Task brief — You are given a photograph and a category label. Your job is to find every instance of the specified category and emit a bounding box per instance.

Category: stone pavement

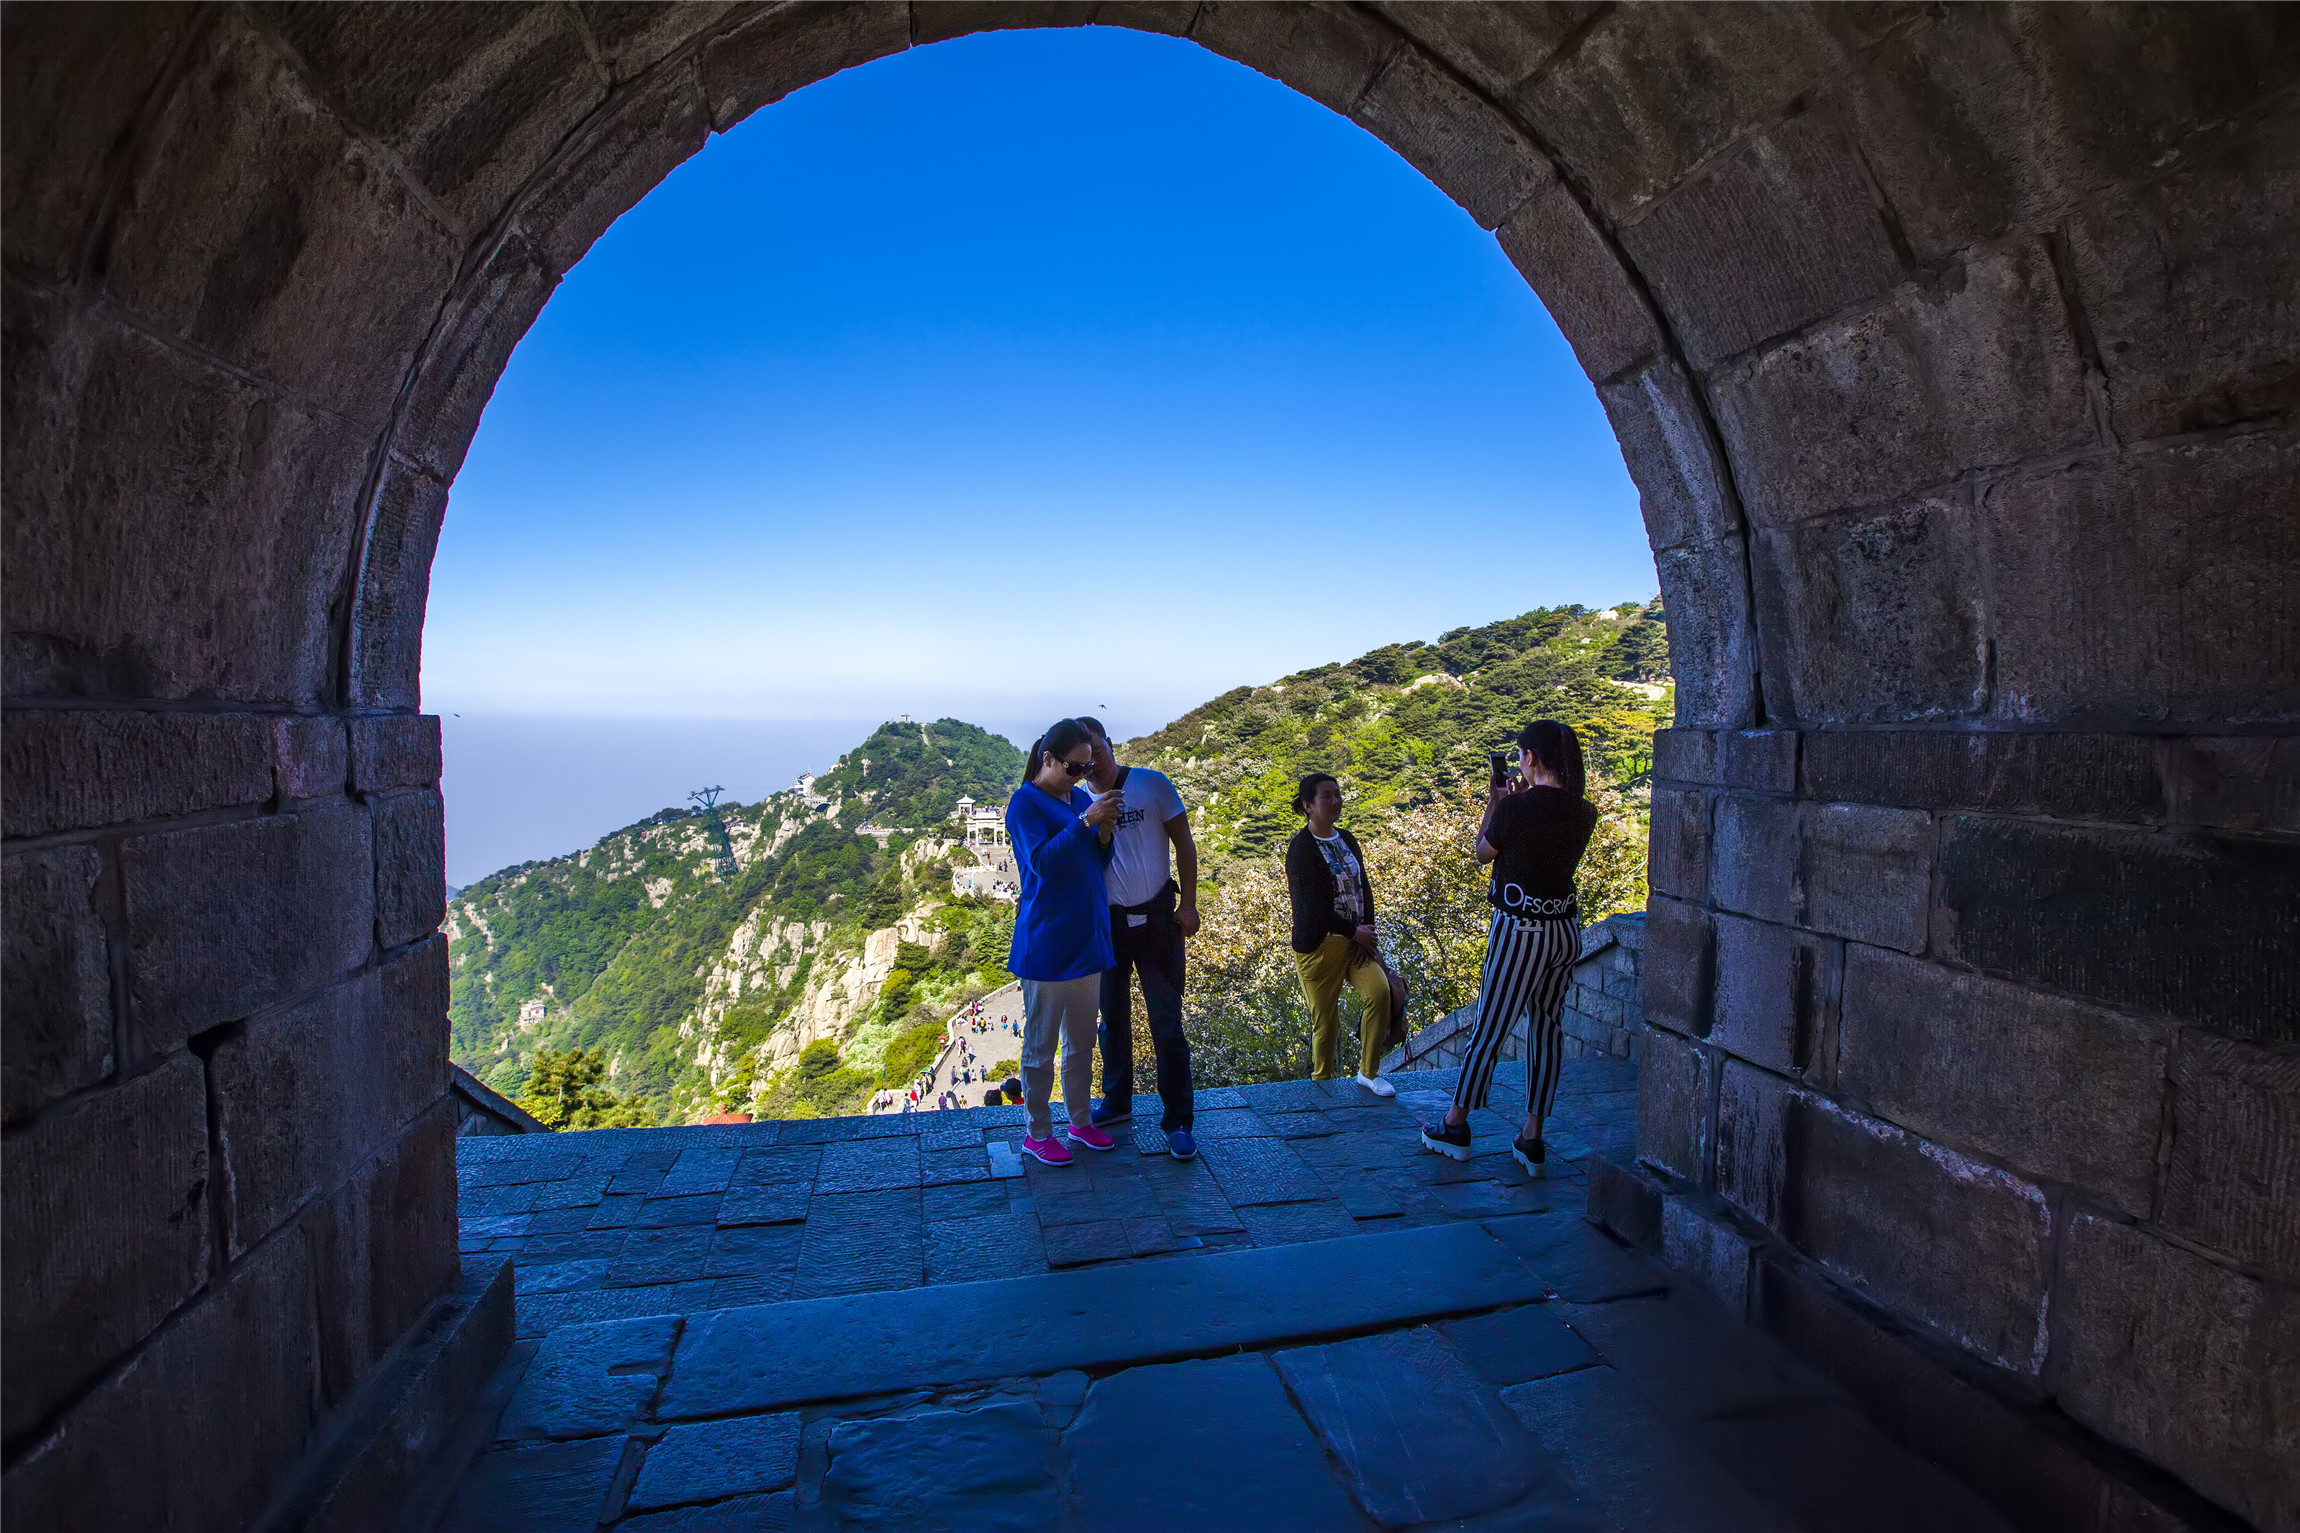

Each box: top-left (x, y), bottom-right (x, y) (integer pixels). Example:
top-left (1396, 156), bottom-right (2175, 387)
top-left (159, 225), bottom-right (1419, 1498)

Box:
top-left (416, 1057), bottom-right (2008, 1531)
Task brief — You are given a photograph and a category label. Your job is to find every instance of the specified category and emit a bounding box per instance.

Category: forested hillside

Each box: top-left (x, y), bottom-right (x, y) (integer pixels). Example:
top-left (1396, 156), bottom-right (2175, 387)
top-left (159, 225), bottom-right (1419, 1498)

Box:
top-left (445, 719), bottom-right (1022, 1121)
top-left (442, 603), bottom-right (1671, 1125)
top-left (1128, 599), bottom-right (1669, 865)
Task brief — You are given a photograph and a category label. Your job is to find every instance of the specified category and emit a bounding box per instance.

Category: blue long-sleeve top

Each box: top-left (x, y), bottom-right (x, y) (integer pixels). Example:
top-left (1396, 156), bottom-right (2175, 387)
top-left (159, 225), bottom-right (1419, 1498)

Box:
top-left (1005, 781), bottom-right (1114, 982)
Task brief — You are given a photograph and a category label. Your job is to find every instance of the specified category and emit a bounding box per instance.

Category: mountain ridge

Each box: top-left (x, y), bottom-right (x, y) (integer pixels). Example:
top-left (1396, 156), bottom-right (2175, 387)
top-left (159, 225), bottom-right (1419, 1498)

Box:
top-left (444, 601), bottom-right (1668, 1123)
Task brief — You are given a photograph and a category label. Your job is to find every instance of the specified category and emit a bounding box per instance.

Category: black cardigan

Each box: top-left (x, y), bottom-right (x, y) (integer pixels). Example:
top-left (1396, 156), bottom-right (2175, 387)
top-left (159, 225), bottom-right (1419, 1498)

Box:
top-left (1284, 826), bottom-right (1376, 955)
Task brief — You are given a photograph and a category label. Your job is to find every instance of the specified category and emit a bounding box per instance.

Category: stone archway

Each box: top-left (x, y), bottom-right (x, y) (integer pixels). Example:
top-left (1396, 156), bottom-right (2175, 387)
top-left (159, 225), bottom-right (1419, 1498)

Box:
top-left (4, 5), bottom-right (2294, 1528)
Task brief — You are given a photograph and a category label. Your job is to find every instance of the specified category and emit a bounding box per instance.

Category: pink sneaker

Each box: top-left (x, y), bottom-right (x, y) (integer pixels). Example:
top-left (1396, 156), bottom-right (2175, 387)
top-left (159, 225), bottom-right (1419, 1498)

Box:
top-left (1066, 1122), bottom-right (1116, 1152)
top-left (1021, 1134), bottom-right (1073, 1167)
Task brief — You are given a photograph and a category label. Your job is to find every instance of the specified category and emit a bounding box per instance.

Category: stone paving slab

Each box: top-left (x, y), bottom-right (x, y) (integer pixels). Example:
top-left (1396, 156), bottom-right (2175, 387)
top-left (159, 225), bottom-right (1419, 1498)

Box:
top-left (1274, 1326), bottom-right (1594, 1529)
top-left (626, 1411), bottom-right (801, 1514)
top-left (456, 1060), bottom-right (1642, 1366)
top-left (656, 1221), bottom-right (1550, 1417)
top-left (1063, 1354), bottom-right (1361, 1532)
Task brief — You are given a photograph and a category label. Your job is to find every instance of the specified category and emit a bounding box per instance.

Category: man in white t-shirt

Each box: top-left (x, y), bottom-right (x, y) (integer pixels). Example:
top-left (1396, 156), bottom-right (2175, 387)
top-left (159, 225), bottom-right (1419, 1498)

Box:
top-left (1076, 717), bottom-right (1201, 1159)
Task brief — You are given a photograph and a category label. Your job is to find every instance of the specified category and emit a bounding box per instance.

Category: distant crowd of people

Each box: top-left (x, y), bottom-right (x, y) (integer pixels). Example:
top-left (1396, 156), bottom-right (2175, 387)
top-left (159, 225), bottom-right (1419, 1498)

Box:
top-left (998, 714), bottom-right (1596, 1177)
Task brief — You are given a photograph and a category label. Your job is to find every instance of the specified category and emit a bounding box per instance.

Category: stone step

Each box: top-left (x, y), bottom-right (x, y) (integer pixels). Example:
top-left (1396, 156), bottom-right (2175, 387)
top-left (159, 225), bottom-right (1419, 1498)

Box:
top-left (427, 1211), bottom-right (2013, 1533)
top-left (657, 1218), bottom-right (1553, 1418)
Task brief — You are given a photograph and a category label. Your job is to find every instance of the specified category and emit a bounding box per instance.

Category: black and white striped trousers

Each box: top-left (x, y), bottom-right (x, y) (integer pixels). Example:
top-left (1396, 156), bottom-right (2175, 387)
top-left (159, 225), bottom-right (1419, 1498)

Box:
top-left (1453, 908), bottom-right (1581, 1122)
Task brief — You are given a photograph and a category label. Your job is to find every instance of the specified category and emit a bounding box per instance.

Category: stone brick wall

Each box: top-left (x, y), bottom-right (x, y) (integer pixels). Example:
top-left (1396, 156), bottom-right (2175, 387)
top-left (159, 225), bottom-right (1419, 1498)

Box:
top-left (1384, 913), bottom-right (1645, 1075)
top-left (6, 3), bottom-right (2294, 1527)
top-left (2, 713), bottom-right (461, 1529)
top-left (1633, 729), bottom-right (2299, 1531)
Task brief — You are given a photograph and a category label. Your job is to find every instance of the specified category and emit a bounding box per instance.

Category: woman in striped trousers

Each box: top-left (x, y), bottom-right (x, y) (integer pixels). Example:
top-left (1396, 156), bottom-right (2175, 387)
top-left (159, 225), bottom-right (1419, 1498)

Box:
top-left (1420, 721), bottom-right (1598, 1175)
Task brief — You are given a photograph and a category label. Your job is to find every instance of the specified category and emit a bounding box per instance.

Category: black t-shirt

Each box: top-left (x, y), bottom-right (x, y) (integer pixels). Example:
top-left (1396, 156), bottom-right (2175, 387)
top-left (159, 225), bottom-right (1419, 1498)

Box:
top-left (1485, 786), bottom-right (1598, 913)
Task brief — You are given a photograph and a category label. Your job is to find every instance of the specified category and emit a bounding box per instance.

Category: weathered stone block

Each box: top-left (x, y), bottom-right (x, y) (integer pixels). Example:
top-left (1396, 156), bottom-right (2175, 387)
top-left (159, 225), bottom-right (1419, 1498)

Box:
top-left (2162, 737), bottom-right (2300, 835)
top-left (1355, 46), bottom-right (1552, 229)
top-left (1, 1225), bottom-right (318, 1533)
top-left (1651, 728), bottom-right (1718, 786)
top-left (1508, 2), bottom-right (1857, 219)
top-left (1647, 786), bottom-right (1708, 901)
top-left (1750, 1254), bottom-right (2123, 1533)
top-left (1753, 497), bottom-right (1987, 725)
top-left (1713, 1058), bottom-right (1789, 1229)
top-left (1654, 534), bottom-right (1759, 729)
top-left (1799, 803), bottom-right (1932, 954)
top-left (522, 64), bottom-right (711, 278)
top-left (272, 714), bottom-right (348, 801)
top-left (310, 1098), bottom-right (462, 1408)
top-left (1782, 1094), bottom-right (2052, 1372)
top-left (349, 714), bottom-right (442, 793)
top-left (391, 232), bottom-right (557, 483)
top-left (212, 952), bottom-right (447, 1258)
top-left (1622, 105), bottom-right (1902, 370)
top-left (383, 933), bottom-right (453, 1120)
top-left (2071, 114), bottom-right (2300, 443)
top-left (121, 803), bottom-right (375, 1051)
top-left (1638, 896), bottom-right (1711, 1037)
top-left (374, 788), bottom-right (446, 950)
top-left (0, 3), bottom-right (196, 284)
top-left (1847, 4), bottom-right (2300, 265)
top-left (1710, 913), bottom-right (1837, 1080)
top-left (1710, 240), bottom-right (2088, 525)
top-left (1193, 2), bottom-right (1400, 117)
top-left (699, 1), bottom-right (910, 129)
top-left (1093, 2), bottom-right (1199, 38)
top-left (212, 969), bottom-right (378, 1253)
top-left (1, 1054), bottom-right (210, 1441)
top-left (1800, 729), bottom-right (2164, 822)
top-left (2054, 1213), bottom-right (2300, 1531)
top-left (3, 709), bottom-right (273, 838)
top-left (572, 2), bottom-right (735, 79)
top-left (2159, 1032), bottom-right (2300, 1281)
top-left (2, 305), bottom-right (370, 705)
top-left (1717, 730), bottom-right (1797, 793)
top-left (1661, 1197), bottom-right (1755, 1317)
top-left (347, 457), bottom-right (453, 711)
top-left (1938, 816), bottom-right (2299, 1044)
top-left (107, 12), bottom-right (459, 422)
top-left (1978, 429), bottom-right (2300, 728)
top-left (1597, 358), bottom-right (1743, 551)
top-left (1499, 180), bottom-right (1662, 384)
top-left (1636, 1025), bottom-right (1713, 1185)
top-left (2, 846), bottom-right (113, 1124)
top-left (1585, 1152), bottom-right (1664, 1251)
top-left (1372, 1), bottom-right (1596, 98)
top-left (260, 2), bottom-right (605, 229)
top-left (1710, 793), bottom-right (1797, 926)
top-left (1838, 947), bottom-right (2166, 1215)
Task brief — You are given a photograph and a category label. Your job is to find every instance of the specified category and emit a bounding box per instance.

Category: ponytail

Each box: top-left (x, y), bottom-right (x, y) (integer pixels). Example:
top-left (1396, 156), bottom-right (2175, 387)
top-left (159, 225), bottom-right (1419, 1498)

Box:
top-left (1518, 719), bottom-right (1586, 798)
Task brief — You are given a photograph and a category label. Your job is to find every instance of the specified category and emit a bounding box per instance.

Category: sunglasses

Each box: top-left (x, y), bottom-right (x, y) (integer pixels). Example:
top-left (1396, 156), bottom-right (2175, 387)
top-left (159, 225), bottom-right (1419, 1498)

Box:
top-left (1058, 758), bottom-right (1093, 776)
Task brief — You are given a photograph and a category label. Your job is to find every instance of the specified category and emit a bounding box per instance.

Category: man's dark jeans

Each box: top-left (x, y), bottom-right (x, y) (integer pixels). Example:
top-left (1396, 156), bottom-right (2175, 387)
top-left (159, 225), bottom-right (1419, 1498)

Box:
top-left (1098, 884), bottom-right (1192, 1132)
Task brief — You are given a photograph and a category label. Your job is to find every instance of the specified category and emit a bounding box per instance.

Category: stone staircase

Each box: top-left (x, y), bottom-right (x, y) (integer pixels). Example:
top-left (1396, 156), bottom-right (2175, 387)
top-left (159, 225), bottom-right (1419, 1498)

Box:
top-left (404, 1060), bottom-right (2010, 1531)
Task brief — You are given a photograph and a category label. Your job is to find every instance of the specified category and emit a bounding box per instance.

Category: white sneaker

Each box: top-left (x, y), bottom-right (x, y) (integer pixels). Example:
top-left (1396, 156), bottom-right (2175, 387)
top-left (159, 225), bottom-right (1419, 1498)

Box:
top-left (1356, 1073), bottom-right (1396, 1098)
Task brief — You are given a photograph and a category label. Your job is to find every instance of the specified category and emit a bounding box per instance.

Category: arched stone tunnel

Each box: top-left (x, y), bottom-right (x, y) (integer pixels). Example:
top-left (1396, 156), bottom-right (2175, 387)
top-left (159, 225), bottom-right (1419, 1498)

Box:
top-left (4, 3), bottom-right (2294, 1528)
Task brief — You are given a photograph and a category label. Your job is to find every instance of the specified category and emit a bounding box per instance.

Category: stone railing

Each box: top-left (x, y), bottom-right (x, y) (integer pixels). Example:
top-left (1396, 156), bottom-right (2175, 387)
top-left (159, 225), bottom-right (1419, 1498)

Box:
top-left (1382, 913), bottom-right (1645, 1074)
top-left (451, 1064), bottom-right (548, 1136)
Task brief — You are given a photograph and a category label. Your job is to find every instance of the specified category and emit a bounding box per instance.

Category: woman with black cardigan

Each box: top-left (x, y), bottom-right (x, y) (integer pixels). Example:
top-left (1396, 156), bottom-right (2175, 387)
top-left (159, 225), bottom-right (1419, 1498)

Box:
top-left (1284, 774), bottom-right (1405, 1094)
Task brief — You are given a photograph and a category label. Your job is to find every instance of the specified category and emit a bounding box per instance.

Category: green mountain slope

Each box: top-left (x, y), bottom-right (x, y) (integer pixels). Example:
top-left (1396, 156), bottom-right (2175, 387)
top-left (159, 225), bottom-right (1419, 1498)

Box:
top-left (446, 719), bottom-right (1022, 1118)
top-left (1125, 599), bottom-right (1670, 865)
top-left (443, 606), bottom-right (1670, 1124)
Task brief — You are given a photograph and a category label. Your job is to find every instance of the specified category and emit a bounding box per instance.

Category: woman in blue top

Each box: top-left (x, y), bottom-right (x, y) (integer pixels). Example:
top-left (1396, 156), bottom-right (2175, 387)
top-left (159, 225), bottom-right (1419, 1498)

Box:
top-left (1005, 718), bottom-right (1123, 1166)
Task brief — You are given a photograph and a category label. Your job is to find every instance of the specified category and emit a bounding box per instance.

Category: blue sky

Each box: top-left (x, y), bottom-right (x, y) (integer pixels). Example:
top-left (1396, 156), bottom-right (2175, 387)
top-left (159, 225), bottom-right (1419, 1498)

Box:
top-left (424, 25), bottom-right (1650, 883)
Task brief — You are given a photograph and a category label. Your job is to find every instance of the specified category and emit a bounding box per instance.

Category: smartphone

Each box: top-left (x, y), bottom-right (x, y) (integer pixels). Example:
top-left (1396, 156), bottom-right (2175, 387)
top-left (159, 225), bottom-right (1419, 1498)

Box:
top-left (1488, 750), bottom-right (1510, 780)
